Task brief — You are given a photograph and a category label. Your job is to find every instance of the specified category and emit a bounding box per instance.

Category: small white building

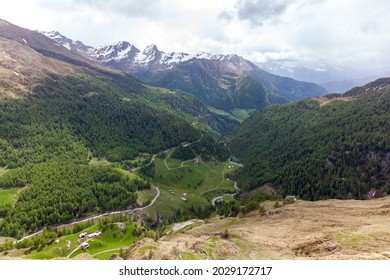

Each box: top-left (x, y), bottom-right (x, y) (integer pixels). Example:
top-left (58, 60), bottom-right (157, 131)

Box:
top-left (80, 242), bottom-right (89, 249)
top-left (78, 232), bottom-right (88, 239)
top-left (285, 195), bottom-right (297, 201)
top-left (182, 193), bottom-right (188, 197)
top-left (181, 197), bottom-right (188, 202)
top-left (87, 231), bottom-right (101, 238)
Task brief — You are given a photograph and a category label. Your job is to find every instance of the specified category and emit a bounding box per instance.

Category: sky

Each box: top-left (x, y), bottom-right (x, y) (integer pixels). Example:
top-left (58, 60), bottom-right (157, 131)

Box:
top-left (1, 0), bottom-right (390, 77)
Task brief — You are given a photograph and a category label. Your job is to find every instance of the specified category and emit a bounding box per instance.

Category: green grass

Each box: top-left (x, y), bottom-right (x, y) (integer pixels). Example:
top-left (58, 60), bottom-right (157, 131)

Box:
top-left (137, 188), bottom-right (157, 206)
top-left (207, 107), bottom-right (255, 123)
top-left (118, 168), bottom-right (142, 181)
top-left (207, 107), bottom-right (242, 123)
top-left (0, 188), bottom-right (18, 206)
top-left (335, 233), bottom-right (371, 246)
top-left (92, 250), bottom-right (121, 260)
top-left (89, 157), bottom-right (111, 165)
top-left (182, 251), bottom-right (206, 260)
top-left (26, 223), bottom-right (138, 260)
top-left (222, 195), bottom-right (236, 203)
top-left (230, 108), bottom-right (255, 122)
top-left (138, 245), bottom-right (157, 253)
top-left (147, 157), bottom-right (239, 218)
top-left (201, 180), bottom-right (237, 201)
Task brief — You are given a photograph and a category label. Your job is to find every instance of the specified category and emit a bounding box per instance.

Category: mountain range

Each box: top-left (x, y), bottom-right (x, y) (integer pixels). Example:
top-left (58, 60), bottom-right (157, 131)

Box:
top-left (41, 31), bottom-right (327, 113)
top-left (259, 61), bottom-right (390, 93)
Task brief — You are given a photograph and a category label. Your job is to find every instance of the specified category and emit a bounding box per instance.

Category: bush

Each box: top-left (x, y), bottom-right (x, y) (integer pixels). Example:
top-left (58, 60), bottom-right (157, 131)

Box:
top-left (259, 205), bottom-right (266, 216)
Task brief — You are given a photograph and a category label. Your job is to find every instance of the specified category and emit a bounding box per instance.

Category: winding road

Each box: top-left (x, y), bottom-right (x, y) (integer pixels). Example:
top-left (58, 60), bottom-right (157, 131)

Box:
top-left (17, 136), bottom-right (237, 243)
top-left (211, 179), bottom-right (240, 207)
top-left (17, 186), bottom-right (160, 243)
top-left (228, 157), bottom-right (243, 167)
top-left (163, 134), bottom-right (204, 171)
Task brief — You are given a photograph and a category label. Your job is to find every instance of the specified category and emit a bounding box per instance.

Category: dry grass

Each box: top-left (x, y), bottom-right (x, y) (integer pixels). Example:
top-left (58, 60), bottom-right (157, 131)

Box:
top-left (0, 37), bottom-right (79, 98)
top-left (125, 197), bottom-right (390, 260)
top-left (314, 96), bottom-right (352, 107)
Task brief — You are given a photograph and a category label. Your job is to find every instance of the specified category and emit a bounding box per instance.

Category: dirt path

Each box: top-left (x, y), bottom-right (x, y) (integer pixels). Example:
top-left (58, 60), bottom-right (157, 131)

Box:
top-left (163, 134), bottom-right (204, 171)
top-left (66, 246), bottom-right (80, 258)
top-left (164, 150), bottom-right (196, 171)
top-left (91, 247), bottom-right (123, 257)
top-left (172, 221), bottom-right (196, 232)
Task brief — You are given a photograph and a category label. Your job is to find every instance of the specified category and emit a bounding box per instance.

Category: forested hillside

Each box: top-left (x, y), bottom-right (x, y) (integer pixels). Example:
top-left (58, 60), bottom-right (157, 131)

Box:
top-left (228, 81), bottom-right (390, 200)
top-left (0, 20), bottom-right (231, 238)
top-left (137, 63), bottom-right (288, 112)
top-left (0, 163), bottom-right (150, 238)
top-left (0, 73), bottom-right (202, 166)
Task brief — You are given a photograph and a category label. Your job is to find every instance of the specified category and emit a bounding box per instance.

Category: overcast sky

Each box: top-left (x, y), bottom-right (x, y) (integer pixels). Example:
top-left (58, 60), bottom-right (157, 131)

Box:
top-left (1, 0), bottom-right (390, 75)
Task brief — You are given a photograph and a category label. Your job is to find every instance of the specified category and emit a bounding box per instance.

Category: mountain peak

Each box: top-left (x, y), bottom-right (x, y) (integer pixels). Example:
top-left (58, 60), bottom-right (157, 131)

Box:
top-left (144, 44), bottom-right (159, 54)
top-left (344, 77), bottom-right (390, 97)
top-left (91, 41), bottom-right (138, 62)
top-left (41, 30), bottom-right (63, 39)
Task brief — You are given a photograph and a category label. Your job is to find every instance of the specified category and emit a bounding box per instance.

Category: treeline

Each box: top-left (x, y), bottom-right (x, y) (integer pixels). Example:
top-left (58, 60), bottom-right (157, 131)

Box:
top-left (33, 74), bottom-right (202, 160)
top-left (0, 120), bottom-right (88, 168)
top-left (228, 90), bottom-right (390, 200)
top-left (0, 73), bottom-right (204, 169)
top-left (0, 162), bottom-right (150, 238)
top-left (166, 134), bottom-right (230, 163)
top-left (216, 193), bottom-right (276, 217)
top-left (138, 87), bottom-right (239, 136)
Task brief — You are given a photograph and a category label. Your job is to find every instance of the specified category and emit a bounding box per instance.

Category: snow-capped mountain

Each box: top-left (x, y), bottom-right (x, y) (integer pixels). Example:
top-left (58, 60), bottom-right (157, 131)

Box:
top-left (41, 30), bottom-right (251, 72)
top-left (38, 32), bottom-right (269, 78)
top-left (41, 31), bottom-right (327, 110)
top-left (40, 31), bottom-right (94, 55)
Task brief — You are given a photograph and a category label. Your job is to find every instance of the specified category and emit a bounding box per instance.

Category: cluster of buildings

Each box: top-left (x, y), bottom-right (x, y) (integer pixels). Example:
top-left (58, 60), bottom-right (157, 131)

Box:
top-left (78, 230), bottom-right (102, 250)
top-left (168, 189), bottom-right (188, 202)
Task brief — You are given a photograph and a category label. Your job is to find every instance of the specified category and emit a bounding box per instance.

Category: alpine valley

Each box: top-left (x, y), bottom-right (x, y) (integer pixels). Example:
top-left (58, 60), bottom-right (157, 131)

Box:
top-left (41, 30), bottom-right (326, 118)
top-left (0, 19), bottom-right (389, 260)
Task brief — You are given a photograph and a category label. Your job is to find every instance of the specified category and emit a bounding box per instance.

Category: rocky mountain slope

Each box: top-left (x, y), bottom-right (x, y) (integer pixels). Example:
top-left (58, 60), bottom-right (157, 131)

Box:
top-left (123, 197), bottom-right (390, 260)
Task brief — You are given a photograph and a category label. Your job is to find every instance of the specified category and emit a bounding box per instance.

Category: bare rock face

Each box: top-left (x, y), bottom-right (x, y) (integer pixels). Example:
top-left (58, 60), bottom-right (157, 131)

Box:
top-left (324, 243), bottom-right (337, 252)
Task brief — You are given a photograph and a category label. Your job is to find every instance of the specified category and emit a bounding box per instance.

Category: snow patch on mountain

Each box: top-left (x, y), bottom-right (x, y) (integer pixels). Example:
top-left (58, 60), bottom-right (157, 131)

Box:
top-left (39, 31), bottom-right (273, 81)
top-left (41, 30), bottom-right (248, 70)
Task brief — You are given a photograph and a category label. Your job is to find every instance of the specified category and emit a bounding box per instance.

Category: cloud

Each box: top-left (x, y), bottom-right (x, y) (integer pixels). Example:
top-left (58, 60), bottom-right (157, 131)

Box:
top-left (250, 51), bottom-right (300, 63)
top-left (33, 0), bottom-right (160, 18)
top-left (1, 0), bottom-right (390, 77)
top-left (73, 0), bottom-right (162, 19)
top-left (236, 0), bottom-right (288, 26)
